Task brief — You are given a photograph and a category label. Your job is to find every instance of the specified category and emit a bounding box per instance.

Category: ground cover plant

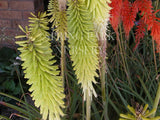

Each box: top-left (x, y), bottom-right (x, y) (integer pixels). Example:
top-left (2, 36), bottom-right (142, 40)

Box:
top-left (1, 0), bottom-right (160, 120)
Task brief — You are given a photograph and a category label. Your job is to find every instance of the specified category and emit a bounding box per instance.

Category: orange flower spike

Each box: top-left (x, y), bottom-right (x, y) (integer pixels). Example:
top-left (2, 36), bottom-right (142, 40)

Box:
top-left (151, 21), bottom-right (160, 52)
top-left (109, 0), bottom-right (122, 38)
top-left (135, 0), bottom-right (153, 30)
top-left (121, 0), bottom-right (137, 39)
top-left (135, 0), bottom-right (153, 16)
top-left (133, 20), bottom-right (146, 51)
top-left (133, 0), bottom-right (160, 52)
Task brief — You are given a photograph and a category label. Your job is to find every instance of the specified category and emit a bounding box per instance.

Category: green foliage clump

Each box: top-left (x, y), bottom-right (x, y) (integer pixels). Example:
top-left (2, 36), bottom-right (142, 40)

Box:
top-left (120, 104), bottom-right (160, 120)
top-left (0, 47), bottom-right (22, 101)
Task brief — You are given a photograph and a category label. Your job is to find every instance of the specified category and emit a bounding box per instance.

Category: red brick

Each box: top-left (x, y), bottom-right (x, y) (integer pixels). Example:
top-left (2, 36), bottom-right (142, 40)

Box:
top-left (0, 20), bottom-right (11, 28)
top-left (0, 1), bottom-right (8, 9)
top-left (9, 1), bottom-right (34, 10)
top-left (0, 10), bottom-right (22, 19)
top-left (0, 28), bottom-right (23, 37)
top-left (22, 11), bottom-right (34, 20)
top-left (34, 0), bottom-right (44, 12)
top-left (11, 20), bottom-right (29, 29)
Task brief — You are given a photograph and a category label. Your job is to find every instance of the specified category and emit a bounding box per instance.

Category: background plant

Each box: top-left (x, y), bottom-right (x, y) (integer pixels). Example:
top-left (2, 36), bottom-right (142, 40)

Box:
top-left (0, 0), bottom-right (160, 120)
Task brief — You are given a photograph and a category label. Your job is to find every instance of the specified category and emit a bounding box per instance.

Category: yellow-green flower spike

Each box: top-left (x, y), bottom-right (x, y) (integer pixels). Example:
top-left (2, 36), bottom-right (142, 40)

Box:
top-left (48, 0), bottom-right (67, 41)
top-left (16, 12), bottom-right (65, 120)
top-left (85, 0), bottom-right (111, 38)
top-left (48, 0), bottom-right (59, 26)
top-left (67, 0), bottom-right (99, 100)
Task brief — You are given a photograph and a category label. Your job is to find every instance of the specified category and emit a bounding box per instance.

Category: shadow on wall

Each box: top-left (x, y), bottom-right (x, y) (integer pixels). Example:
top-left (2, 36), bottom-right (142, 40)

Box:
top-left (44, 0), bottom-right (49, 11)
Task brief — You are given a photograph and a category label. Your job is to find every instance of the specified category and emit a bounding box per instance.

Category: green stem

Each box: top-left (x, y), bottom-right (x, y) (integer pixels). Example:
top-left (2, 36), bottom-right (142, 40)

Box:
top-left (152, 83), bottom-right (160, 117)
top-left (59, 0), bottom-right (67, 86)
top-left (99, 33), bottom-right (108, 120)
top-left (118, 25), bottom-right (131, 86)
top-left (151, 3), bottom-right (159, 116)
top-left (152, 38), bottom-right (158, 74)
top-left (86, 91), bottom-right (91, 120)
top-left (137, 76), bottom-right (153, 104)
top-left (61, 38), bottom-right (65, 85)
top-left (155, 0), bottom-right (159, 10)
top-left (101, 42), bottom-right (108, 120)
top-left (154, 0), bottom-right (159, 73)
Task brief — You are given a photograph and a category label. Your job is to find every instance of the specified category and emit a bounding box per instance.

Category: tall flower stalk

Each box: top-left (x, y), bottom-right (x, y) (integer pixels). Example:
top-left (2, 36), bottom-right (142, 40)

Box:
top-left (67, 0), bottom-right (99, 119)
top-left (85, 0), bottom-right (111, 119)
top-left (152, 83), bottom-right (160, 117)
top-left (48, 0), bottom-right (67, 84)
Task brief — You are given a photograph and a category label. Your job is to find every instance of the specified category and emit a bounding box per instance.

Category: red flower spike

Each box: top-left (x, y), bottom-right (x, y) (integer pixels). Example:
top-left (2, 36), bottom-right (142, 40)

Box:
top-left (121, 0), bottom-right (137, 39)
top-left (132, 1), bottom-right (139, 19)
top-left (135, 0), bottom-right (153, 15)
top-left (151, 21), bottom-right (160, 52)
top-left (133, 20), bottom-right (146, 51)
top-left (135, 0), bottom-right (153, 30)
top-left (110, 0), bottom-right (160, 53)
top-left (133, 0), bottom-right (160, 53)
top-left (109, 0), bottom-right (123, 39)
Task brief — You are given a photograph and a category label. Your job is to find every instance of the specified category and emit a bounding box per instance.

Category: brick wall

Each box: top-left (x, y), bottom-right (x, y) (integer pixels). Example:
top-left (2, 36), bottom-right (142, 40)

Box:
top-left (0, 0), bottom-right (44, 48)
